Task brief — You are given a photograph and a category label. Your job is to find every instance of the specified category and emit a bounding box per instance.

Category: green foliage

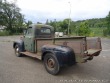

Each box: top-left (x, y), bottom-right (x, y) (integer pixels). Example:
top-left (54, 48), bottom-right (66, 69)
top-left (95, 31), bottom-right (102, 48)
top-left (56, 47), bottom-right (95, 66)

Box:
top-left (103, 28), bottom-right (110, 36)
top-left (106, 12), bottom-right (110, 28)
top-left (25, 20), bottom-right (33, 27)
top-left (89, 32), bottom-right (95, 37)
top-left (48, 18), bottom-right (107, 37)
top-left (104, 11), bottom-right (110, 36)
top-left (90, 28), bottom-right (104, 37)
top-left (0, 0), bottom-right (24, 34)
top-left (74, 18), bottom-right (107, 28)
top-left (60, 19), bottom-right (69, 31)
top-left (77, 21), bottom-right (91, 36)
top-left (48, 19), bottom-right (75, 35)
top-left (0, 30), bottom-right (10, 36)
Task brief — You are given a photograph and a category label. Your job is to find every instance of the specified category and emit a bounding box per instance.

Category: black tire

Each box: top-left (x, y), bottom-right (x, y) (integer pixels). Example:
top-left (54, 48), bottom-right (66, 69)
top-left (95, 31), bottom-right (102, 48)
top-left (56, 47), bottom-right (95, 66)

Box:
top-left (15, 44), bottom-right (22, 57)
top-left (43, 53), bottom-right (60, 75)
top-left (88, 56), bottom-right (93, 60)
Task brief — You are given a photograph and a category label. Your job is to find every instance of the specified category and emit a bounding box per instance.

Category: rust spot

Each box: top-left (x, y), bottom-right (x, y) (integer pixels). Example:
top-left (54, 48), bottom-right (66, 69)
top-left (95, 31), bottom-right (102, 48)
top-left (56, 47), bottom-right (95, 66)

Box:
top-left (63, 41), bottom-right (68, 46)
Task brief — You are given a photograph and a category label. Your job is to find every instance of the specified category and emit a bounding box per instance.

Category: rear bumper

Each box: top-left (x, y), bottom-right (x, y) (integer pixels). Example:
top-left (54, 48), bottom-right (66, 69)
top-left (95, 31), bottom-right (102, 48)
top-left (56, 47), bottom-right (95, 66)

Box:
top-left (85, 49), bottom-right (101, 56)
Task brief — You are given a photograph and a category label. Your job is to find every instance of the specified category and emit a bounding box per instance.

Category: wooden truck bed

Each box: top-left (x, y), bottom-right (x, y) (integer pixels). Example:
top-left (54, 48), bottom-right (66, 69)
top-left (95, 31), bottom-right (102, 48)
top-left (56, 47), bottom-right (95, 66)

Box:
top-left (34, 36), bottom-right (101, 63)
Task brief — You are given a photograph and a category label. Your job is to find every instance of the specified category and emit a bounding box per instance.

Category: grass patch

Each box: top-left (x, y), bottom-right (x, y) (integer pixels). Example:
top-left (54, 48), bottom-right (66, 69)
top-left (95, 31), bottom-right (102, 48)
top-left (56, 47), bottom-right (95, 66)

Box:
top-left (0, 30), bottom-right (22, 36)
top-left (0, 31), bottom-right (10, 36)
top-left (90, 28), bottom-right (104, 37)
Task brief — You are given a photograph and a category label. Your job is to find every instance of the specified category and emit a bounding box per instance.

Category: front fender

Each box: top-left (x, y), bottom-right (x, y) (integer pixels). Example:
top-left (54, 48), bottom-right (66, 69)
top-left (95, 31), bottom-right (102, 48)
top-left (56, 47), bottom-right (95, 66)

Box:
top-left (13, 40), bottom-right (25, 52)
top-left (42, 45), bottom-right (76, 66)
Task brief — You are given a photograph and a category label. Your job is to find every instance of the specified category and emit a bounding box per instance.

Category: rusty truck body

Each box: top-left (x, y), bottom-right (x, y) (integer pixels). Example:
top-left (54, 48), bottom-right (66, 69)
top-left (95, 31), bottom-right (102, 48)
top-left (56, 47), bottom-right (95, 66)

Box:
top-left (13, 24), bottom-right (102, 75)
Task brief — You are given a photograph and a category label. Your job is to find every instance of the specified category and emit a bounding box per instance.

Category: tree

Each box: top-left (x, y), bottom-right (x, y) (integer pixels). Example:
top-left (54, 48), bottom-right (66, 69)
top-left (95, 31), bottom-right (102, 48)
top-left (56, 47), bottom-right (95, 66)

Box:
top-left (69, 21), bottom-right (76, 34)
top-left (0, 0), bottom-right (3, 25)
top-left (60, 19), bottom-right (70, 31)
top-left (49, 20), bottom-right (56, 29)
top-left (45, 19), bottom-right (49, 24)
top-left (104, 11), bottom-right (110, 36)
top-left (0, 0), bottom-right (24, 33)
top-left (78, 21), bottom-right (91, 36)
top-left (26, 20), bottom-right (33, 27)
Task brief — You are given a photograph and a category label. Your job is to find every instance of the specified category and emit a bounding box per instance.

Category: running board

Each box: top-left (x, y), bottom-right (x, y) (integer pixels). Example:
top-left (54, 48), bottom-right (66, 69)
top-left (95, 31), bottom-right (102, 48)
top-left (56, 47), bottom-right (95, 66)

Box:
top-left (21, 51), bottom-right (42, 60)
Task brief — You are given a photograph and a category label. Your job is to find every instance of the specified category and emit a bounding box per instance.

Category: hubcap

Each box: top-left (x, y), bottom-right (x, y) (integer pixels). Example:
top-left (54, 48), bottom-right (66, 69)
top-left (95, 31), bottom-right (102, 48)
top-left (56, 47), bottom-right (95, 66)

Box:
top-left (15, 47), bottom-right (19, 56)
top-left (47, 58), bottom-right (55, 68)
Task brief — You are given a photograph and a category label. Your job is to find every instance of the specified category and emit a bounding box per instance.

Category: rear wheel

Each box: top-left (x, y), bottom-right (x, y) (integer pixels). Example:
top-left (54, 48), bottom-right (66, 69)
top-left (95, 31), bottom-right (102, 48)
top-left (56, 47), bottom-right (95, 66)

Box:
top-left (15, 45), bottom-right (22, 57)
top-left (43, 53), bottom-right (60, 75)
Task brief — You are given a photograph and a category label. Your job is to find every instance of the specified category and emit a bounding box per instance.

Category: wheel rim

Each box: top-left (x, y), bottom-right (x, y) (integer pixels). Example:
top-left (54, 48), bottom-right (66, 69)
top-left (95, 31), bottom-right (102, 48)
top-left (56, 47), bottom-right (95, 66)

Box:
top-left (44, 54), bottom-right (60, 75)
top-left (47, 58), bottom-right (55, 69)
top-left (15, 47), bottom-right (19, 56)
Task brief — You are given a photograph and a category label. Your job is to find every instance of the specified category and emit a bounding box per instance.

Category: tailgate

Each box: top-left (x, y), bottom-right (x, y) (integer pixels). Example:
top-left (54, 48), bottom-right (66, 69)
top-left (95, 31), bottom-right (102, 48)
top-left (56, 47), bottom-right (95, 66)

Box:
top-left (86, 37), bottom-right (102, 56)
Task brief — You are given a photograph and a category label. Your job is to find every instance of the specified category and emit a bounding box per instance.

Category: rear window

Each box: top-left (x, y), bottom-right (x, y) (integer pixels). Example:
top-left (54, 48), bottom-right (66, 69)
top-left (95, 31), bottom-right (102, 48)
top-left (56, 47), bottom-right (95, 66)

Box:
top-left (40, 28), bottom-right (51, 34)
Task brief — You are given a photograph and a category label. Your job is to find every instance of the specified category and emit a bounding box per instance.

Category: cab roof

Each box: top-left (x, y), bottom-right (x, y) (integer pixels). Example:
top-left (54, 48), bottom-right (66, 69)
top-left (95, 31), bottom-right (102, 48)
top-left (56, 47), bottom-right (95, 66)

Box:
top-left (29, 24), bottom-right (54, 29)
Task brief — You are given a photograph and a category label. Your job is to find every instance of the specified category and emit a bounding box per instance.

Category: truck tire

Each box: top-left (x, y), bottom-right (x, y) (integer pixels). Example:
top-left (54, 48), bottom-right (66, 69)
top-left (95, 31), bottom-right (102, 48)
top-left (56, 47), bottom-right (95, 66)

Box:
top-left (43, 53), bottom-right (60, 75)
top-left (15, 45), bottom-right (22, 57)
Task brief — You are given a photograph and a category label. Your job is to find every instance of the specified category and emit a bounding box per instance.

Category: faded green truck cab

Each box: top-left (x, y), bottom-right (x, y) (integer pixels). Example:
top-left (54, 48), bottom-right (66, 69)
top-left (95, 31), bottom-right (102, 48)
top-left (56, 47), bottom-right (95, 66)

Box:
top-left (13, 24), bottom-right (102, 75)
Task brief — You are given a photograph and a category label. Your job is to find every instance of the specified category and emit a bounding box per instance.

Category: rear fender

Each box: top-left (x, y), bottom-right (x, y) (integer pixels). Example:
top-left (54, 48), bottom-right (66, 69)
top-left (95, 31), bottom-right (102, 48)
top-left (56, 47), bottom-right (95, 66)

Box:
top-left (41, 45), bottom-right (76, 66)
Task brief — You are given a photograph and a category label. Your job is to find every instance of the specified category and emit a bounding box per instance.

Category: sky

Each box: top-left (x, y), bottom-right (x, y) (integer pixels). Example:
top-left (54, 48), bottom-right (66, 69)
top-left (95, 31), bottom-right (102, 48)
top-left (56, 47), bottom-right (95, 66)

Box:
top-left (8, 0), bottom-right (110, 23)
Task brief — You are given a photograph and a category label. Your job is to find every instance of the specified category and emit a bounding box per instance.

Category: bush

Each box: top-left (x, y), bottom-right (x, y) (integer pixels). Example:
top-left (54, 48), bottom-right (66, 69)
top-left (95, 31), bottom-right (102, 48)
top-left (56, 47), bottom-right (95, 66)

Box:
top-left (77, 21), bottom-right (91, 36)
top-left (103, 28), bottom-right (110, 36)
top-left (89, 32), bottom-right (95, 37)
top-left (0, 30), bottom-right (10, 36)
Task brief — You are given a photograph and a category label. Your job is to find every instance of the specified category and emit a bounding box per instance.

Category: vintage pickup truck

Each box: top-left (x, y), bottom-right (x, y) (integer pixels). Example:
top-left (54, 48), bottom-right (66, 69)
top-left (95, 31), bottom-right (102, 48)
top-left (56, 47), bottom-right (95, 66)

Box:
top-left (13, 24), bottom-right (102, 75)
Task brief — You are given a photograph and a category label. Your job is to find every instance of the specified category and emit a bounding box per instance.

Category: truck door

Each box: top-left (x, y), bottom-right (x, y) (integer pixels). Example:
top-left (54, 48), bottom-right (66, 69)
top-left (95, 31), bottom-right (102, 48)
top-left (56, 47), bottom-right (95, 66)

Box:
top-left (24, 27), bottom-right (35, 52)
